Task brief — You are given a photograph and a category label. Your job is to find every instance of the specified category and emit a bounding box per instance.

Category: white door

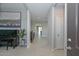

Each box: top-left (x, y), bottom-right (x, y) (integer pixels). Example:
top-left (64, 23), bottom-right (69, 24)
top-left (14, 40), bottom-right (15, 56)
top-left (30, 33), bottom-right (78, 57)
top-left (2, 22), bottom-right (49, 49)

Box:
top-left (55, 9), bottom-right (64, 49)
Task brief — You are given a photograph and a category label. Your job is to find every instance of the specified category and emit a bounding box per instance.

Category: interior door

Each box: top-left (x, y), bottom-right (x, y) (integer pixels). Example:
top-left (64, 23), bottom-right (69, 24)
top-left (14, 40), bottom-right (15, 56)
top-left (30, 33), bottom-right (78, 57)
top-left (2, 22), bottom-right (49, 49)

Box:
top-left (55, 8), bottom-right (64, 49)
top-left (67, 3), bottom-right (79, 56)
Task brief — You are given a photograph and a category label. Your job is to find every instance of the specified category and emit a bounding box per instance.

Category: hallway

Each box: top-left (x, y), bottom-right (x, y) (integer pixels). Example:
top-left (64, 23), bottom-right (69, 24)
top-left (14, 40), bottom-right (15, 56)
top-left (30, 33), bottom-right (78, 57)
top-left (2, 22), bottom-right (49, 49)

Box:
top-left (0, 3), bottom-right (65, 56)
top-left (0, 37), bottom-right (64, 56)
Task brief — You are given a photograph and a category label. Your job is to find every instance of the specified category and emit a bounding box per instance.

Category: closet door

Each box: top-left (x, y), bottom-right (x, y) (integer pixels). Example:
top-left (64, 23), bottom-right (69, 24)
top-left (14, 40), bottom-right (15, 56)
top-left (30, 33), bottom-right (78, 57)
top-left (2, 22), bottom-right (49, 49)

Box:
top-left (55, 8), bottom-right (64, 49)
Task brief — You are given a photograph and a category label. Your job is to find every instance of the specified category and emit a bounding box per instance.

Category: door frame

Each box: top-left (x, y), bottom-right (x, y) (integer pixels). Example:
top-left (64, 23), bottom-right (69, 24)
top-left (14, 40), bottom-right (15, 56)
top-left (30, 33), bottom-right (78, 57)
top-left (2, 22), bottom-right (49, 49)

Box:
top-left (53, 3), bottom-right (67, 56)
top-left (54, 4), bottom-right (66, 51)
top-left (64, 3), bottom-right (67, 56)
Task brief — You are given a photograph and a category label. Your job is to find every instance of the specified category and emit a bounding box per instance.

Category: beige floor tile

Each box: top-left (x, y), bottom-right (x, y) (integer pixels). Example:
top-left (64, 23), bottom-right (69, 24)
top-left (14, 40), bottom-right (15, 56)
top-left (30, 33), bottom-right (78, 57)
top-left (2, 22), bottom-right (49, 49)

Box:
top-left (0, 37), bottom-right (65, 56)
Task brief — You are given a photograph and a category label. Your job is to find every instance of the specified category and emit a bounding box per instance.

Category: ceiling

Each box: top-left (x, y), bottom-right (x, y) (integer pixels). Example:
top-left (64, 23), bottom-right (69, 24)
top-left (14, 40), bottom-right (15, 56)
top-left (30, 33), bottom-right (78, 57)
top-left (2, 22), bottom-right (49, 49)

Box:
top-left (26, 3), bottom-right (53, 21)
top-left (55, 3), bottom-right (65, 8)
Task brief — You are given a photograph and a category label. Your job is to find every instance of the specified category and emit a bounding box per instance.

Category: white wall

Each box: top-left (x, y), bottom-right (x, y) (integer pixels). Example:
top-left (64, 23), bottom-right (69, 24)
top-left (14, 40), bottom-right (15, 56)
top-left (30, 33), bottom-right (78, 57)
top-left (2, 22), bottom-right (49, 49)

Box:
top-left (48, 6), bottom-right (55, 49)
top-left (42, 24), bottom-right (48, 37)
top-left (54, 7), bottom-right (64, 49)
top-left (0, 3), bottom-right (27, 29)
top-left (0, 3), bottom-right (28, 46)
top-left (48, 5), bottom-right (64, 50)
top-left (0, 12), bottom-right (20, 20)
top-left (26, 9), bottom-right (31, 48)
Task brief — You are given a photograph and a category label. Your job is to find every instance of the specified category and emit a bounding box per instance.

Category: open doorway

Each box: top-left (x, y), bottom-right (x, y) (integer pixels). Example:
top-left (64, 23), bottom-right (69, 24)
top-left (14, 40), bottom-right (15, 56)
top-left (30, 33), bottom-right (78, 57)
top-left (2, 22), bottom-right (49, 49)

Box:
top-left (36, 26), bottom-right (43, 38)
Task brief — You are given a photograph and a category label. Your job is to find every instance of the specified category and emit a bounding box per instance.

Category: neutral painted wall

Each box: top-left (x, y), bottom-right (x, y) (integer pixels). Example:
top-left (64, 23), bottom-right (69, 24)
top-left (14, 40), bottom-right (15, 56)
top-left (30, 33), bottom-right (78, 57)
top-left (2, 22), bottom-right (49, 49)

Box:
top-left (48, 6), bottom-right (55, 49)
top-left (0, 12), bottom-right (20, 20)
top-left (0, 3), bottom-right (27, 29)
top-left (48, 5), bottom-right (64, 49)
top-left (54, 7), bottom-right (64, 49)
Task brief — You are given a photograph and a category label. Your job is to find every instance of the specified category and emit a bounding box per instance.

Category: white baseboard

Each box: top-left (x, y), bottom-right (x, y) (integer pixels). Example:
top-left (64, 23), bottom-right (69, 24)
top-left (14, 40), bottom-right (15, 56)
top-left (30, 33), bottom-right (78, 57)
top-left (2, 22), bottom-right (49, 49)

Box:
top-left (26, 43), bottom-right (31, 48)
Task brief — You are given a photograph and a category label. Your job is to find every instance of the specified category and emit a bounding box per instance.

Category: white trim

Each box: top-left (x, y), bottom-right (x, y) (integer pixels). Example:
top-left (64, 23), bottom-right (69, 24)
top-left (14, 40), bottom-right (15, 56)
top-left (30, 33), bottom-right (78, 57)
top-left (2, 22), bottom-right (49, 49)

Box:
top-left (64, 3), bottom-right (67, 56)
top-left (53, 5), bottom-right (55, 49)
top-left (51, 6), bottom-right (55, 49)
top-left (26, 9), bottom-right (31, 48)
top-left (26, 43), bottom-right (31, 48)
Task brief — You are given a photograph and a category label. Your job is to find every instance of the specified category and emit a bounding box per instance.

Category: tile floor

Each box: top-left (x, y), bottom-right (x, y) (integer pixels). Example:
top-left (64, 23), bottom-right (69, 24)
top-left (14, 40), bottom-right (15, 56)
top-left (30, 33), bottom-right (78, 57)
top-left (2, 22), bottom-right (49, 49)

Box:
top-left (0, 37), bottom-right (65, 56)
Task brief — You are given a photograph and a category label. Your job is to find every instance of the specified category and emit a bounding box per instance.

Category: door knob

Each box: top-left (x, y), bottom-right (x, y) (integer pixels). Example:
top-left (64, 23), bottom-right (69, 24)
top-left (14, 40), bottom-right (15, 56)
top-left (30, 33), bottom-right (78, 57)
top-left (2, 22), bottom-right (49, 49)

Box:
top-left (68, 38), bottom-right (71, 42)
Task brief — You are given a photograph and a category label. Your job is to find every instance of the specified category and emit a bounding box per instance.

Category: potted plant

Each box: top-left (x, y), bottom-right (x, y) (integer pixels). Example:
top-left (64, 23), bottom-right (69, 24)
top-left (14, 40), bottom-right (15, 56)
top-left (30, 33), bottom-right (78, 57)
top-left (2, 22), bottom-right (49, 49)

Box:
top-left (18, 29), bottom-right (26, 46)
